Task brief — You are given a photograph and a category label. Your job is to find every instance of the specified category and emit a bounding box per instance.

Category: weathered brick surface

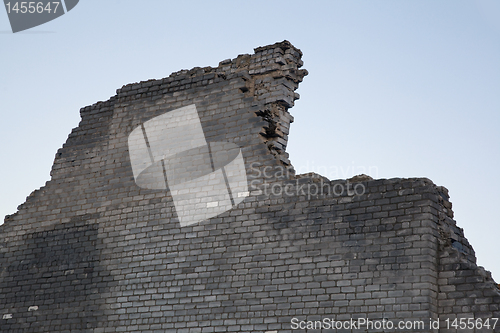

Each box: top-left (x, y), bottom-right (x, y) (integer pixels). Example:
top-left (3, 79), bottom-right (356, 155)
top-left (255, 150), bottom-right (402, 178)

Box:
top-left (0, 41), bottom-right (498, 332)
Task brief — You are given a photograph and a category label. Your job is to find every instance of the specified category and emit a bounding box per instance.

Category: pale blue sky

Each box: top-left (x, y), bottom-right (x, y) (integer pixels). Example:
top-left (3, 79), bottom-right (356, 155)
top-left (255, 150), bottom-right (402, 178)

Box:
top-left (1, 0), bottom-right (499, 280)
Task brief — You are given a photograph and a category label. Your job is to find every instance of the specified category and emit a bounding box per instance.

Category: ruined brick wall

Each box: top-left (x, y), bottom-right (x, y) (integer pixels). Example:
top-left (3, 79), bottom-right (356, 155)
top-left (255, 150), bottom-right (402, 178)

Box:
top-left (0, 41), bottom-right (498, 333)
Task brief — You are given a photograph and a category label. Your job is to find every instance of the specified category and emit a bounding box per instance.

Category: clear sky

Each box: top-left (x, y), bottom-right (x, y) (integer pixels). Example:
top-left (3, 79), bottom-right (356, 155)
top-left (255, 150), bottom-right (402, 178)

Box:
top-left (1, 0), bottom-right (499, 280)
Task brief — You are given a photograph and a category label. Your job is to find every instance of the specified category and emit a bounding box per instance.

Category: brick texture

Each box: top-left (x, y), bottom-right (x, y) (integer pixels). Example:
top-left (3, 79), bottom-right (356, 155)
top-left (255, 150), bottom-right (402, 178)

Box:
top-left (0, 41), bottom-right (498, 333)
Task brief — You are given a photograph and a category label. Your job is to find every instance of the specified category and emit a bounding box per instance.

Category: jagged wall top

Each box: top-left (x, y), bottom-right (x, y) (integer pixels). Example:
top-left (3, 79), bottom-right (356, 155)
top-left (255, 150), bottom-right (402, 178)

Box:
top-left (79, 40), bottom-right (307, 117)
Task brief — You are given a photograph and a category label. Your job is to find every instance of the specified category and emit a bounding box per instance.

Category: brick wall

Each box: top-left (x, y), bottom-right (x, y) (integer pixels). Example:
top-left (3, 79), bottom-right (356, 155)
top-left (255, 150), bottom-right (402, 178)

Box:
top-left (0, 41), bottom-right (498, 333)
